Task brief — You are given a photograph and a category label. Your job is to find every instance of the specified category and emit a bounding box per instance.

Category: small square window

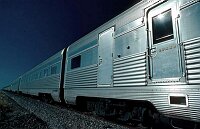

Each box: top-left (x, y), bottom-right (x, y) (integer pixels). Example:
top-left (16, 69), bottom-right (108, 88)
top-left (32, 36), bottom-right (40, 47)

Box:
top-left (39, 71), bottom-right (43, 78)
top-left (51, 66), bottom-right (57, 75)
top-left (44, 68), bottom-right (49, 76)
top-left (152, 9), bottom-right (174, 44)
top-left (71, 55), bottom-right (81, 69)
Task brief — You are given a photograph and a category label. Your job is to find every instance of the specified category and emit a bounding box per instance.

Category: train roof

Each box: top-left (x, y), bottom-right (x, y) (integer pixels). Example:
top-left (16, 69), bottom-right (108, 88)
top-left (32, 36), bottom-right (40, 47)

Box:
top-left (19, 48), bottom-right (65, 77)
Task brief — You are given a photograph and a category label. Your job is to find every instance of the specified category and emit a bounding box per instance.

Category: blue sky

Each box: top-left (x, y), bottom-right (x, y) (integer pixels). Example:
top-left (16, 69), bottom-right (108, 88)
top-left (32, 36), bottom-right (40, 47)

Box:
top-left (0, 0), bottom-right (140, 88)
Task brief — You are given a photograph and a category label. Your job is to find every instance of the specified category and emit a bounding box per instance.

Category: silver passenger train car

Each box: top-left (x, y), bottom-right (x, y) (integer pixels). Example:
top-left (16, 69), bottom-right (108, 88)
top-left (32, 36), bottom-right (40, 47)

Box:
top-left (3, 0), bottom-right (200, 127)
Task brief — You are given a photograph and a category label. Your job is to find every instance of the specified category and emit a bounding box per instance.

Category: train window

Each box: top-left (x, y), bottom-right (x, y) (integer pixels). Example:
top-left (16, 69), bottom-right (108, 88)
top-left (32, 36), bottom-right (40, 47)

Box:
top-left (71, 55), bottom-right (81, 69)
top-left (39, 71), bottom-right (43, 78)
top-left (44, 68), bottom-right (49, 76)
top-left (51, 65), bottom-right (57, 75)
top-left (33, 74), bottom-right (36, 80)
top-left (152, 9), bottom-right (174, 44)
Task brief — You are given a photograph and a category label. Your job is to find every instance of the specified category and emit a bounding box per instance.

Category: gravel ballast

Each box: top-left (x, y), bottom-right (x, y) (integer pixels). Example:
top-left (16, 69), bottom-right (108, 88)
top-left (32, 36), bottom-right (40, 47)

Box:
top-left (0, 91), bottom-right (49, 129)
top-left (4, 92), bottom-right (135, 129)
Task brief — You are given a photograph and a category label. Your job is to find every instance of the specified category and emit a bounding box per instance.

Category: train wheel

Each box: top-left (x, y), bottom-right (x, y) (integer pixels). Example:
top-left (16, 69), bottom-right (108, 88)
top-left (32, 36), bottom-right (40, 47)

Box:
top-left (141, 108), bottom-right (154, 128)
top-left (39, 93), bottom-right (54, 104)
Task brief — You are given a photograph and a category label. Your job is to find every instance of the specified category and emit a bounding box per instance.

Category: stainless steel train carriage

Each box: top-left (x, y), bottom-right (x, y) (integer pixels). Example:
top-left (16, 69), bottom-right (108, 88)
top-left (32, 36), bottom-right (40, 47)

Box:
top-left (10, 78), bottom-right (21, 92)
top-left (4, 0), bottom-right (200, 128)
top-left (63, 0), bottom-right (200, 127)
top-left (18, 49), bottom-right (66, 102)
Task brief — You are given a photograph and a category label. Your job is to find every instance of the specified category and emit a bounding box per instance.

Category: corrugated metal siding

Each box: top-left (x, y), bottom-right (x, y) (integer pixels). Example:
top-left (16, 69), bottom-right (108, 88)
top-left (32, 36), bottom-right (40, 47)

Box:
top-left (184, 38), bottom-right (200, 84)
top-left (65, 65), bottom-right (98, 88)
top-left (11, 78), bottom-right (21, 92)
top-left (20, 74), bottom-right (60, 93)
top-left (188, 92), bottom-right (200, 121)
top-left (113, 52), bottom-right (147, 87)
top-left (28, 75), bottom-right (60, 89)
top-left (150, 89), bottom-right (200, 122)
top-left (65, 85), bottom-right (200, 121)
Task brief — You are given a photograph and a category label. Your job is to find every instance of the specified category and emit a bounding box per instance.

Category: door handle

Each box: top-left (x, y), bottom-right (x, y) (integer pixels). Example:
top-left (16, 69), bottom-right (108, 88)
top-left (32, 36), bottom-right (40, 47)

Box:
top-left (151, 47), bottom-right (156, 52)
top-left (99, 58), bottom-right (103, 65)
top-left (150, 47), bottom-right (157, 58)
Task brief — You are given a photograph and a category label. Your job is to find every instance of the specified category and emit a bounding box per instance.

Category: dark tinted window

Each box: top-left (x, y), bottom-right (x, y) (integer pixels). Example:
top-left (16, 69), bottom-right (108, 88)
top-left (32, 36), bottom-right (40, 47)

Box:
top-left (44, 68), bottom-right (49, 76)
top-left (39, 71), bottom-right (43, 78)
top-left (71, 55), bottom-right (81, 69)
top-left (51, 66), bottom-right (57, 74)
top-left (152, 9), bottom-right (174, 44)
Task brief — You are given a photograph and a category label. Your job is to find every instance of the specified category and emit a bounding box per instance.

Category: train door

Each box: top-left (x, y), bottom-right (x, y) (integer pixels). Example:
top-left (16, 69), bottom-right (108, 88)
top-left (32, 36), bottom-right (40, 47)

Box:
top-left (98, 27), bottom-right (114, 86)
top-left (147, 1), bottom-right (184, 82)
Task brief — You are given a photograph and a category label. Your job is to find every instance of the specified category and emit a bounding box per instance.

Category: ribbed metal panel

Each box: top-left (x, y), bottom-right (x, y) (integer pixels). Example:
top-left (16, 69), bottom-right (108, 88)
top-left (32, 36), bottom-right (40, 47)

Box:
top-left (65, 84), bottom-right (200, 121)
top-left (31, 75), bottom-right (60, 89)
top-left (152, 91), bottom-right (200, 121)
top-left (11, 78), bottom-right (21, 92)
top-left (65, 65), bottom-right (98, 88)
top-left (113, 52), bottom-right (147, 87)
top-left (20, 74), bottom-right (60, 91)
top-left (184, 38), bottom-right (200, 84)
